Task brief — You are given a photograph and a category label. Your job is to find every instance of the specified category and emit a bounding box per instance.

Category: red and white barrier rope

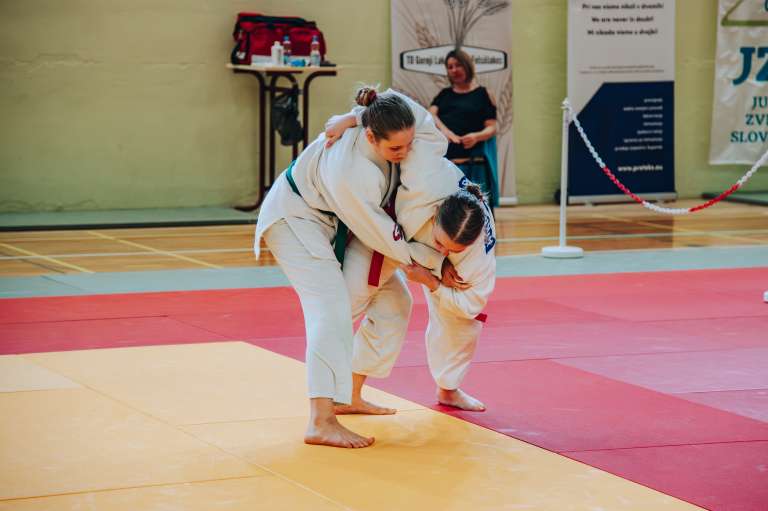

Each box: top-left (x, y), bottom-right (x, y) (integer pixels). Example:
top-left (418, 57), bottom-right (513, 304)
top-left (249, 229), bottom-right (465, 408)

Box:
top-left (564, 99), bottom-right (768, 215)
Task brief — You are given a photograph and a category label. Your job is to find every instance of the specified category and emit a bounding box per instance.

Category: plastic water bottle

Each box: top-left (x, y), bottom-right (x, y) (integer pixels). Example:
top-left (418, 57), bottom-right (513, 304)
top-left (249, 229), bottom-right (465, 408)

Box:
top-left (310, 35), bottom-right (321, 67)
top-left (270, 41), bottom-right (283, 67)
top-left (282, 35), bottom-right (291, 65)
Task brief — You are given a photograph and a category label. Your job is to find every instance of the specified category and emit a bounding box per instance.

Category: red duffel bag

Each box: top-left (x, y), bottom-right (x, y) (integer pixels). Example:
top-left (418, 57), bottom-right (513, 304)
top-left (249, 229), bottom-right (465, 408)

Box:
top-left (230, 13), bottom-right (327, 65)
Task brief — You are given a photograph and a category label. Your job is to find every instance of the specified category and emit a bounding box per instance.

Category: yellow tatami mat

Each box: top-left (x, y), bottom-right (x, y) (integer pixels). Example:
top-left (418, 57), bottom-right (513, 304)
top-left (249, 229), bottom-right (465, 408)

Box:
top-left (0, 356), bottom-right (80, 393)
top-left (0, 342), bottom-right (703, 510)
top-left (24, 343), bottom-right (420, 425)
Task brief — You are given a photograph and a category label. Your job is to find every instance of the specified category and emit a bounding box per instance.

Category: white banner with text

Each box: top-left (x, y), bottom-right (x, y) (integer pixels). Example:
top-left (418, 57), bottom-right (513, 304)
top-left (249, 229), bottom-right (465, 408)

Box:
top-left (710, 0), bottom-right (768, 165)
top-left (391, 0), bottom-right (515, 204)
top-left (567, 0), bottom-right (676, 202)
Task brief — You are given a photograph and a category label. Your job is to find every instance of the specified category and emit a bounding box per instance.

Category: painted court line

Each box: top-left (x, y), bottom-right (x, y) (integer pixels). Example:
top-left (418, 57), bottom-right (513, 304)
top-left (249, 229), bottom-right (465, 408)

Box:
top-left (0, 242), bottom-right (94, 273)
top-left (87, 231), bottom-right (222, 270)
top-left (0, 247), bottom-right (253, 261)
top-left (496, 228), bottom-right (768, 243)
top-left (0, 229), bottom-right (250, 242)
top-left (601, 214), bottom-right (762, 244)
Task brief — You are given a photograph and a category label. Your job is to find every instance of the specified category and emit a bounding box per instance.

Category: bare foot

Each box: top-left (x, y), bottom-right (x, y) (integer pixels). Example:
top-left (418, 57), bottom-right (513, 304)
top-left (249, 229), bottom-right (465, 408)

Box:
top-left (335, 398), bottom-right (397, 415)
top-left (304, 416), bottom-right (375, 448)
top-left (437, 388), bottom-right (486, 412)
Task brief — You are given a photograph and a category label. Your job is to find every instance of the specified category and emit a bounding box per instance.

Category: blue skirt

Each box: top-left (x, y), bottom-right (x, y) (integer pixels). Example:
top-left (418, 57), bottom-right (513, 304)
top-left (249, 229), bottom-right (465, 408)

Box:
top-left (456, 160), bottom-right (494, 204)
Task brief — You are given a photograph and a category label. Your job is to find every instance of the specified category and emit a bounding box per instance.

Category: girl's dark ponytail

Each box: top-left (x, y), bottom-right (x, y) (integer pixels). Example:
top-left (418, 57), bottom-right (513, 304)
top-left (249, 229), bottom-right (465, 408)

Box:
top-left (436, 184), bottom-right (486, 247)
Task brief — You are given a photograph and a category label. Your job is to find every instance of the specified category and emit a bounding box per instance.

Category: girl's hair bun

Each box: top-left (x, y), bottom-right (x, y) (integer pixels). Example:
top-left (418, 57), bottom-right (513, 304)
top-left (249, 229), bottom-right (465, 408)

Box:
top-left (355, 86), bottom-right (378, 107)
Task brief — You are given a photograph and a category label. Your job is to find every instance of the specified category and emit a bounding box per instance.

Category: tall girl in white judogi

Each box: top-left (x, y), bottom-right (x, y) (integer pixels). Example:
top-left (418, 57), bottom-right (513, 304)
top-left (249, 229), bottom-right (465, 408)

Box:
top-left (254, 88), bottom-right (448, 448)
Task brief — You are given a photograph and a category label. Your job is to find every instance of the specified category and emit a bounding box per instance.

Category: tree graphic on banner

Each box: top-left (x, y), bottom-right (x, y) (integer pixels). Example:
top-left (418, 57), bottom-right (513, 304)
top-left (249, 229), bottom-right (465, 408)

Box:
top-left (395, 0), bottom-right (512, 136)
top-left (444, 0), bottom-right (510, 47)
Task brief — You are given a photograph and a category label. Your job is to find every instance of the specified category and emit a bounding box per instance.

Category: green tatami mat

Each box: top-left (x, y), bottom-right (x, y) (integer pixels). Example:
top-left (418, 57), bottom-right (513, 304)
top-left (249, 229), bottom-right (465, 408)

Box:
top-left (0, 207), bottom-right (257, 231)
top-left (702, 190), bottom-right (768, 206)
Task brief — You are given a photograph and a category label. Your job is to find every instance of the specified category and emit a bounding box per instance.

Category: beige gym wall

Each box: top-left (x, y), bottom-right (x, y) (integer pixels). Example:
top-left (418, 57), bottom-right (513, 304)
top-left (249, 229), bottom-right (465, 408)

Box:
top-left (0, 0), bottom-right (765, 211)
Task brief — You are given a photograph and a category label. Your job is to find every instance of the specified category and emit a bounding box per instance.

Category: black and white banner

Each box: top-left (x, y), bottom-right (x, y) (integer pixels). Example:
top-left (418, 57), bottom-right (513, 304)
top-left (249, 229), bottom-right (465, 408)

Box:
top-left (391, 0), bottom-right (516, 204)
top-left (567, 1), bottom-right (676, 203)
top-left (710, 0), bottom-right (768, 165)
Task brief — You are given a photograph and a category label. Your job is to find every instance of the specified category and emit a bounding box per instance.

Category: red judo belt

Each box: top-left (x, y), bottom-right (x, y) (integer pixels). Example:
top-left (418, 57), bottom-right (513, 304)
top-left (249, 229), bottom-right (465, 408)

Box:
top-left (368, 200), bottom-right (396, 287)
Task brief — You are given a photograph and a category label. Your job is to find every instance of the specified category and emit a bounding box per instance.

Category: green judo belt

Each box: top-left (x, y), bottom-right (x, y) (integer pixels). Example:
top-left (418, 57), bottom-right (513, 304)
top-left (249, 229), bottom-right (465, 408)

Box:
top-left (285, 161), bottom-right (348, 266)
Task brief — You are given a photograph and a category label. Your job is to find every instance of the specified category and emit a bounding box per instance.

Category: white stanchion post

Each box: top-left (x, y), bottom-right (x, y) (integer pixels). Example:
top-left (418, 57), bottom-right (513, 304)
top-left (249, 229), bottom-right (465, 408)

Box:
top-left (542, 99), bottom-right (584, 259)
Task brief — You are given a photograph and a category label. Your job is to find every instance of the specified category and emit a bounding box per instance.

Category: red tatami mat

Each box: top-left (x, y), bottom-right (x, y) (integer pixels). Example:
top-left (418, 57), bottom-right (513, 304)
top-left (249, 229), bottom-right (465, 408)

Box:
top-left (0, 287), bottom-right (301, 324)
top-left (0, 316), bottom-right (227, 355)
top-left (677, 389), bottom-right (768, 423)
top-left (657, 316), bottom-right (768, 345)
top-left (172, 310), bottom-right (307, 340)
top-left (370, 360), bottom-right (768, 452)
top-left (558, 347), bottom-right (768, 394)
top-left (467, 267), bottom-right (768, 301)
top-left (396, 319), bottom-right (768, 367)
top-left (368, 361), bottom-right (768, 511)
top-left (567, 441), bottom-right (768, 511)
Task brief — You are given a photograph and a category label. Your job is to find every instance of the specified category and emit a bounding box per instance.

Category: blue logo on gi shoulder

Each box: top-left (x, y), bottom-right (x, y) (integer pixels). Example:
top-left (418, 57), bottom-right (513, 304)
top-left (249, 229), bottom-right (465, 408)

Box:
top-left (484, 218), bottom-right (496, 254)
top-left (458, 176), bottom-right (495, 253)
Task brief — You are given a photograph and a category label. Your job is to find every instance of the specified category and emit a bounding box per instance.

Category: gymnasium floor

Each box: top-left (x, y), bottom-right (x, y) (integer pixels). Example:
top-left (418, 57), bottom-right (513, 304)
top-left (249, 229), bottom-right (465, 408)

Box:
top-left (0, 200), bottom-right (767, 510)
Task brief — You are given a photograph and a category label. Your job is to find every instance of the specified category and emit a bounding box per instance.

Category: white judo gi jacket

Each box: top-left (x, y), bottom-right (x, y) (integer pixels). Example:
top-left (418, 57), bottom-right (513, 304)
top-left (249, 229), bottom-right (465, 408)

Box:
top-left (344, 92), bottom-right (497, 389)
top-left (254, 104), bottom-right (444, 404)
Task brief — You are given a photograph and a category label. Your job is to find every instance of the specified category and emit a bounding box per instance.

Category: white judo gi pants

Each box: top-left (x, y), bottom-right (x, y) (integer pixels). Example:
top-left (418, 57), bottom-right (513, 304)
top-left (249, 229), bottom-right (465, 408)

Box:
top-left (344, 238), bottom-right (481, 390)
top-left (343, 238), bottom-right (412, 378)
top-left (263, 219), bottom-right (353, 405)
top-left (422, 287), bottom-right (482, 389)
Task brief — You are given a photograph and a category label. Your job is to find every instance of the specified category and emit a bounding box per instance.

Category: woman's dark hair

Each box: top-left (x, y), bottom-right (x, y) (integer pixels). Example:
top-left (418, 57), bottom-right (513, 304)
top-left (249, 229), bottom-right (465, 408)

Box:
top-left (355, 86), bottom-right (415, 141)
top-left (445, 49), bottom-right (475, 85)
top-left (436, 183), bottom-right (486, 246)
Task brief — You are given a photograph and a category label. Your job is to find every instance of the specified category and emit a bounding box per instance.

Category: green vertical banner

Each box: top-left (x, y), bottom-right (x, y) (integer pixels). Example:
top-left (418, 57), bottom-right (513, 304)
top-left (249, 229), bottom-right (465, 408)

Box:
top-left (710, 0), bottom-right (768, 164)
